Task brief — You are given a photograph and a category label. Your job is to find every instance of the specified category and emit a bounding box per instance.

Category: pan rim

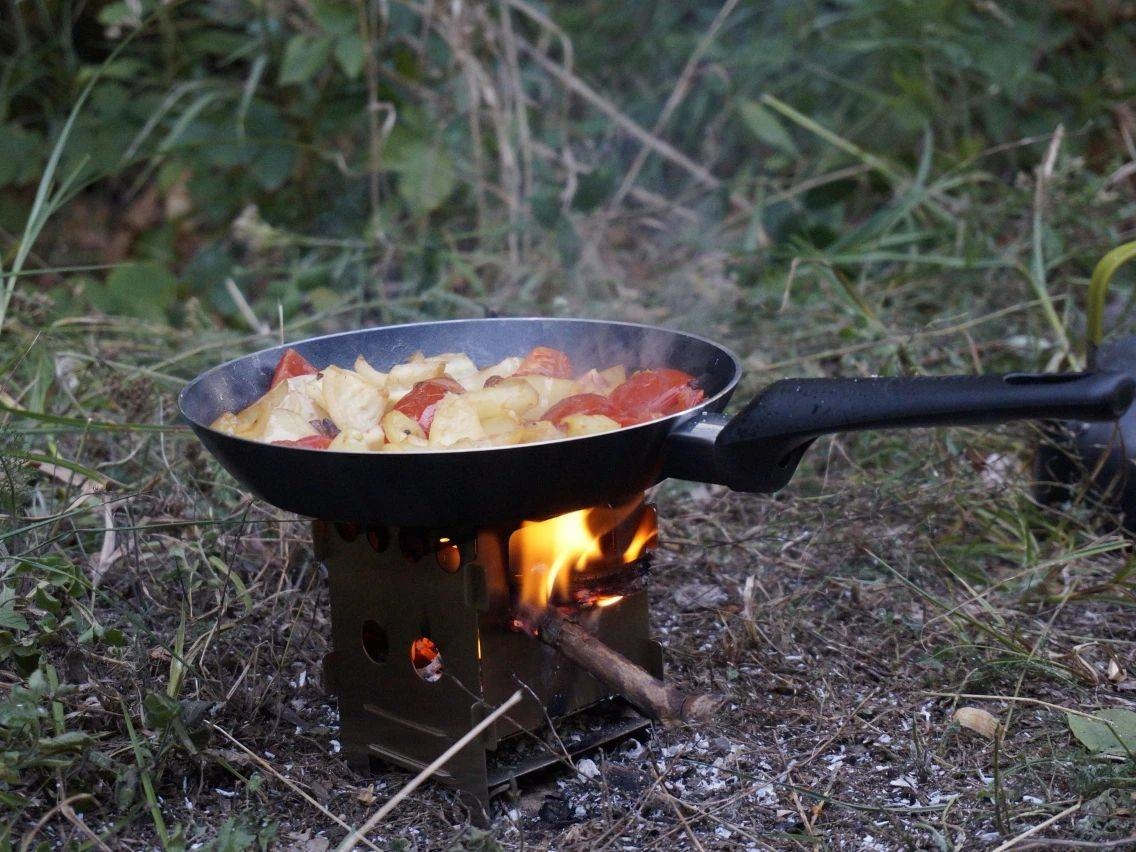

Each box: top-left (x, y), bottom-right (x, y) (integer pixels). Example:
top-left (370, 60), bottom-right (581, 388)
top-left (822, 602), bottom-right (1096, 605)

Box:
top-left (177, 316), bottom-right (742, 456)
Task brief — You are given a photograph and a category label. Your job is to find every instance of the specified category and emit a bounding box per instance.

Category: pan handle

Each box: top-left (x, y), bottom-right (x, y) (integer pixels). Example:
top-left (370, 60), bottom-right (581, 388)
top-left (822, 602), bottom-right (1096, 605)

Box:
top-left (662, 371), bottom-right (1134, 493)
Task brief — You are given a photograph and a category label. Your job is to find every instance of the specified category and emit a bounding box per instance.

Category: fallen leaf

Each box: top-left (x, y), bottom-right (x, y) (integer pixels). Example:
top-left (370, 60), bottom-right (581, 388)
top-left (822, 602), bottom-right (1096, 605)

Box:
top-left (953, 706), bottom-right (1000, 739)
top-left (1108, 658), bottom-right (1125, 683)
top-left (1067, 708), bottom-right (1136, 755)
top-left (356, 784), bottom-right (377, 806)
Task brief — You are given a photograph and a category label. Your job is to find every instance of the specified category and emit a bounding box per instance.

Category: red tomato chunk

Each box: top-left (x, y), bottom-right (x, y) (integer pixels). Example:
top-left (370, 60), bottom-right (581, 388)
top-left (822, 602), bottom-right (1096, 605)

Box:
top-left (270, 348), bottom-right (318, 388)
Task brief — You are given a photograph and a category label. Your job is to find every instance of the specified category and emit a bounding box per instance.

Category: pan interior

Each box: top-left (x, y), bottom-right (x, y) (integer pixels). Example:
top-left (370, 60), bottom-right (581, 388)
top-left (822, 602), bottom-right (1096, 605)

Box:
top-left (179, 318), bottom-right (741, 431)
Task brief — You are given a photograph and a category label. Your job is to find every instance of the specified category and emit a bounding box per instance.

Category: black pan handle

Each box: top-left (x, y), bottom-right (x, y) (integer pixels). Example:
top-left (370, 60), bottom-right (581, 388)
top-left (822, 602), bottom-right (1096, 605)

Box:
top-left (662, 371), bottom-right (1134, 493)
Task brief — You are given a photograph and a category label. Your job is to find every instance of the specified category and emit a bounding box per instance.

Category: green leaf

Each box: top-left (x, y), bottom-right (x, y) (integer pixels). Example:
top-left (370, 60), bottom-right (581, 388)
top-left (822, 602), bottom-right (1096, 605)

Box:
top-left (739, 98), bottom-right (798, 156)
top-left (0, 598), bottom-right (28, 632)
top-left (334, 32), bottom-right (367, 79)
top-left (0, 124), bottom-right (45, 187)
top-left (312, 0), bottom-right (358, 36)
top-left (96, 2), bottom-right (139, 27)
top-left (396, 140), bottom-right (456, 216)
top-left (1067, 709), bottom-right (1136, 755)
top-left (143, 690), bottom-right (182, 729)
top-left (249, 144), bottom-right (295, 191)
top-left (93, 263), bottom-right (178, 322)
top-left (279, 34), bottom-right (334, 85)
top-left (37, 731), bottom-right (94, 754)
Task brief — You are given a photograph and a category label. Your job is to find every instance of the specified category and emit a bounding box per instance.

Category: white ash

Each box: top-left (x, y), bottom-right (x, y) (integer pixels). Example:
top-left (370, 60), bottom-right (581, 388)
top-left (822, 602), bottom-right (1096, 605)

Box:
top-left (575, 758), bottom-right (601, 780)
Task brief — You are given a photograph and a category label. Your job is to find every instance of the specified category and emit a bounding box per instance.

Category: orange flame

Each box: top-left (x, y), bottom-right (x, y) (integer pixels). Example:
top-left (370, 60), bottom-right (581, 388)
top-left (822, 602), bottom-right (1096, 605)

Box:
top-left (510, 499), bottom-right (656, 617)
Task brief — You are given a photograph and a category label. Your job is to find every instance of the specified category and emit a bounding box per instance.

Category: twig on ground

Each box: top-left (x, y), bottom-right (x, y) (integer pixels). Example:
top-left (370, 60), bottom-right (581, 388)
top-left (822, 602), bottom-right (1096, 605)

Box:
top-left (205, 722), bottom-right (381, 849)
top-left (18, 794), bottom-right (95, 852)
top-left (335, 690), bottom-right (523, 851)
top-left (990, 800), bottom-right (1082, 852)
top-left (650, 774), bottom-right (706, 852)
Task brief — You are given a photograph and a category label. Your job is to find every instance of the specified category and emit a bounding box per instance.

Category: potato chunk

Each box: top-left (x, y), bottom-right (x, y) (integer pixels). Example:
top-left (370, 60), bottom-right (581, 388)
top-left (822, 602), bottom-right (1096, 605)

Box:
top-left (428, 396), bottom-right (487, 448)
top-left (561, 413), bottom-right (621, 437)
top-left (520, 376), bottom-right (579, 418)
top-left (353, 356), bottom-right (388, 389)
top-left (463, 377), bottom-right (540, 420)
top-left (320, 365), bottom-right (387, 433)
top-left (328, 426), bottom-right (386, 452)
top-left (462, 356), bottom-right (522, 391)
top-left (381, 409), bottom-right (427, 446)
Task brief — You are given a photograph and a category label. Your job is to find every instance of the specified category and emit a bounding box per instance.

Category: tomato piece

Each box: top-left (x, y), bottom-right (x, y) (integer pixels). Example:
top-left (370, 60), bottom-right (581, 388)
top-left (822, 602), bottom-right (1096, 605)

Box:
top-left (270, 348), bottom-right (318, 388)
top-left (610, 369), bottom-right (705, 424)
top-left (541, 393), bottom-right (620, 426)
top-left (393, 377), bottom-right (465, 434)
top-left (516, 346), bottom-right (573, 378)
top-left (271, 434), bottom-right (333, 450)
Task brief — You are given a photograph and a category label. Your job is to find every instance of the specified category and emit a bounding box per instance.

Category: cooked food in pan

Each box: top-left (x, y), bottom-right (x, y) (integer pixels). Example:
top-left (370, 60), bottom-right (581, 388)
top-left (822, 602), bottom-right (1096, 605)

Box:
top-left (209, 345), bottom-right (705, 451)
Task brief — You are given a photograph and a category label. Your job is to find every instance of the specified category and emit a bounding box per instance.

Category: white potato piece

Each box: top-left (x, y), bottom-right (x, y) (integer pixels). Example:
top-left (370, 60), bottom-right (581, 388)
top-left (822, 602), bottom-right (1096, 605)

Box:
top-left (428, 396), bottom-right (486, 448)
top-left (574, 368), bottom-right (611, 395)
top-left (462, 356), bottom-right (522, 391)
top-left (328, 426), bottom-right (386, 452)
top-left (510, 420), bottom-right (562, 444)
top-left (388, 356), bottom-right (445, 390)
top-left (381, 409), bottom-right (426, 445)
top-left (598, 365), bottom-right (628, 389)
top-left (259, 410), bottom-right (319, 444)
top-left (463, 378), bottom-right (540, 419)
top-left (378, 439), bottom-right (430, 452)
top-left (520, 376), bottom-right (579, 418)
top-left (212, 380), bottom-right (296, 439)
top-left (561, 413), bottom-right (621, 437)
top-left (321, 365), bottom-right (387, 432)
top-left (426, 352), bottom-right (478, 383)
top-left (353, 356), bottom-right (388, 389)
top-left (481, 413), bottom-right (522, 441)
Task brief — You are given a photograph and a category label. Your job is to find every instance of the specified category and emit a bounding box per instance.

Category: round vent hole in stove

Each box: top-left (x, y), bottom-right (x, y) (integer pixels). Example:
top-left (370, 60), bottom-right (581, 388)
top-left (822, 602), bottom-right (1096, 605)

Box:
top-left (410, 636), bottom-right (444, 683)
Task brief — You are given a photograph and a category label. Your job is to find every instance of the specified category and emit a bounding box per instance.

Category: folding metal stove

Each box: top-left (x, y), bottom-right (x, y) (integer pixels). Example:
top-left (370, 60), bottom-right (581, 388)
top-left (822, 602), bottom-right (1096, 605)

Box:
top-left (316, 496), bottom-right (661, 818)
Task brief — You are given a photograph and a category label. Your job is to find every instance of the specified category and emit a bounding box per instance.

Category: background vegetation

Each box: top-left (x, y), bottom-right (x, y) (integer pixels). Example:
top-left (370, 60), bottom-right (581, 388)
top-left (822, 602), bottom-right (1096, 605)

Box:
top-left (1, 0), bottom-right (1135, 848)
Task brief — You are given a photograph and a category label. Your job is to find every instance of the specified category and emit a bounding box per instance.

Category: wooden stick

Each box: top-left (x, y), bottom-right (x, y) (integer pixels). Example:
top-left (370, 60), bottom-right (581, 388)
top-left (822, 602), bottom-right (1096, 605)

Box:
top-left (535, 609), bottom-right (719, 726)
top-left (335, 690), bottom-right (524, 851)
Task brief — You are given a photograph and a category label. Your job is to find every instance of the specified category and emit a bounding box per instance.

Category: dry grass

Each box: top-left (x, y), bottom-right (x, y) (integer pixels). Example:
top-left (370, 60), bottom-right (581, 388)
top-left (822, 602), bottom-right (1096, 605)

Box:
top-left (3, 262), bottom-right (1135, 850)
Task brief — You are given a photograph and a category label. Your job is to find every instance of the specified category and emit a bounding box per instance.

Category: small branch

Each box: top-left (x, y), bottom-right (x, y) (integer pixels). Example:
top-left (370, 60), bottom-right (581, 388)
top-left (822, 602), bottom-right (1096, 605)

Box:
top-left (990, 799), bottom-right (1082, 852)
top-left (208, 722), bottom-right (380, 851)
top-left (535, 609), bottom-right (719, 725)
top-left (336, 690), bottom-right (524, 850)
top-left (610, 0), bottom-right (740, 209)
top-left (517, 39), bottom-right (723, 193)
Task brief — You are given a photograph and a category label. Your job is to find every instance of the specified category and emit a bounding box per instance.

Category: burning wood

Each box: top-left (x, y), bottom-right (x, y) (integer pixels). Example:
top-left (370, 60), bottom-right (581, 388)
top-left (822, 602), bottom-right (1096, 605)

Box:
top-left (533, 608), bottom-right (720, 726)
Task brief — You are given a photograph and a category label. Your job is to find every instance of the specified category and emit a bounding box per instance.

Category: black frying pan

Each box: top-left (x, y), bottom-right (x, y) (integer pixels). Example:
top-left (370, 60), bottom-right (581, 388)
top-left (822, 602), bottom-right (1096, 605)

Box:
top-left (178, 317), bottom-right (1134, 528)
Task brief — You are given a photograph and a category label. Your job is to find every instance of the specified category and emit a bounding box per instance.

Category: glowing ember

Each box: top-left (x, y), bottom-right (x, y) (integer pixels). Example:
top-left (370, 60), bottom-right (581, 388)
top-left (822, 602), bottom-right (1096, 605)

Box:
top-left (510, 498), bottom-right (656, 617)
top-left (410, 636), bottom-right (443, 682)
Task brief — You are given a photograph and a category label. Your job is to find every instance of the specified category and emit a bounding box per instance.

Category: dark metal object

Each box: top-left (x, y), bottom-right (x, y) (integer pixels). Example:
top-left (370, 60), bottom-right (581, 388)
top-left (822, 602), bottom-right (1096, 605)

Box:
top-left (1035, 335), bottom-right (1136, 532)
top-left (179, 318), bottom-right (1135, 526)
top-left (316, 505), bottom-right (662, 821)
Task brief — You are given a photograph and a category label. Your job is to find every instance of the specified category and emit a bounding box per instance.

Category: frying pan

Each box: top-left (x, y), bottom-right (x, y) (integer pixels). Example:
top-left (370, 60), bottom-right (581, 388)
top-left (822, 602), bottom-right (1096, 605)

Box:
top-left (179, 317), bottom-right (1134, 528)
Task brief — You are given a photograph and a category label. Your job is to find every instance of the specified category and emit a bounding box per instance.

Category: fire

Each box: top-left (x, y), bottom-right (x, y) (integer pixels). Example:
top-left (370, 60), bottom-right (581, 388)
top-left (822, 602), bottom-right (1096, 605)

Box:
top-left (510, 498), bottom-right (656, 617)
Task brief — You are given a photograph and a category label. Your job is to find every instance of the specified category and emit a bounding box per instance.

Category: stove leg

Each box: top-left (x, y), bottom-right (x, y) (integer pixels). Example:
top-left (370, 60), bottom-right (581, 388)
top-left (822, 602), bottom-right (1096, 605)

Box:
top-left (458, 786), bottom-right (492, 828)
top-left (342, 749), bottom-right (372, 774)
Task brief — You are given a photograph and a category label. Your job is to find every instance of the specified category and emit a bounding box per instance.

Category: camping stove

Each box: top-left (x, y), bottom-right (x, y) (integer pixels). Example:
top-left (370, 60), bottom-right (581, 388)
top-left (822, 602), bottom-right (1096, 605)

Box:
top-left (316, 496), bottom-right (662, 818)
